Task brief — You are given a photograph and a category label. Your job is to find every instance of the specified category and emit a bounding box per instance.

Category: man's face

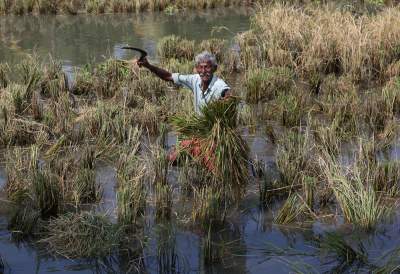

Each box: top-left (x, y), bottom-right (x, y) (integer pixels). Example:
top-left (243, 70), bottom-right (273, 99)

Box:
top-left (195, 61), bottom-right (216, 83)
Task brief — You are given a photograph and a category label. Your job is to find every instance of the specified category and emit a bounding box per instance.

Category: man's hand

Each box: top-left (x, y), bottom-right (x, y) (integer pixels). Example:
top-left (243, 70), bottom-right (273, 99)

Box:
top-left (137, 57), bottom-right (150, 68)
top-left (221, 89), bottom-right (231, 100)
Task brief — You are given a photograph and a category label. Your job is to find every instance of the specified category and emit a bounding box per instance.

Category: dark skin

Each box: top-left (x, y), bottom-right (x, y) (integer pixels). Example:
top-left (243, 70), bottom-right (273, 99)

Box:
top-left (136, 57), bottom-right (230, 95)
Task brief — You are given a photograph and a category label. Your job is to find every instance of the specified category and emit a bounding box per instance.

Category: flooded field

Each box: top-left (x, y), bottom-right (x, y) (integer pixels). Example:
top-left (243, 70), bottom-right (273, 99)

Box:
top-left (2, 2), bottom-right (400, 274)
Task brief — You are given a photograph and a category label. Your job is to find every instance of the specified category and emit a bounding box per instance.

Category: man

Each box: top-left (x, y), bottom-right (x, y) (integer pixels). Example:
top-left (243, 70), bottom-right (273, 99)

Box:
top-left (136, 51), bottom-right (230, 113)
top-left (136, 51), bottom-right (231, 169)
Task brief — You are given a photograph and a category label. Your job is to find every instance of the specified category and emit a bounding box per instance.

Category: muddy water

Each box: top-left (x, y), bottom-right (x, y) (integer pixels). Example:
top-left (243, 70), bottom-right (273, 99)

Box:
top-left (0, 8), bottom-right (250, 69)
top-left (1, 7), bottom-right (400, 274)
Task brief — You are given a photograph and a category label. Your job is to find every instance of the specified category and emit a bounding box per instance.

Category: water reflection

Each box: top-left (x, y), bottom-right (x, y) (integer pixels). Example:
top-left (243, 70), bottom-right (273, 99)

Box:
top-left (0, 8), bottom-right (251, 67)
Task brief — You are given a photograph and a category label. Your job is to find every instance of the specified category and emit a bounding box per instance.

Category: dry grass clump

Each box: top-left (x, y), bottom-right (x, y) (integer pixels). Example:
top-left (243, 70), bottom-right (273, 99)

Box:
top-left (126, 65), bottom-right (169, 101)
top-left (0, 63), bottom-right (9, 89)
top-left (382, 76), bottom-right (400, 114)
top-left (5, 146), bottom-right (40, 203)
top-left (274, 193), bottom-right (306, 224)
top-left (158, 35), bottom-right (196, 61)
top-left (85, 102), bottom-right (133, 147)
top-left (312, 120), bottom-right (341, 157)
top-left (155, 182), bottom-right (173, 221)
top-left (93, 59), bottom-right (130, 98)
top-left (71, 167), bottom-right (100, 205)
top-left (71, 59), bottom-right (129, 99)
top-left (132, 100), bottom-right (161, 134)
top-left (8, 205), bottom-right (41, 239)
top-left (41, 57), bottom-right (68, 99)
top-left (6, 146), bottom-right (61, 220)
top-left (244, 66), bottom-right (294, 104)
top-left (239, 4), bottom-right (400, 83)
top-left (191, 185), bottom-right (225, 225)
top-left (266, 90), bottom-right (310, 128)
top-left (199, 39), bottom-right (227, 63)
top-left (319, 151), bottom-right (391, 230)
top-left (276, 129), bottom-right (318, 189)
top-left (5, 142), bottom-right (108, 220)
top-left (116, 152), bottom-right (147, 226)
top-left (384, 60), bottom-right (400, 80)
top-left (71, 65), bottom-right (94, 96)
top-left (42, 211), bottom-right (121, 258)
top-left (148, 144), bottom-right (169, 186)
top-left (317, 86), bottom-right (361, 138)
top-left (363, 89), bottom-right (396, 134)
top-left (162, 58), bottom-right (193, 75)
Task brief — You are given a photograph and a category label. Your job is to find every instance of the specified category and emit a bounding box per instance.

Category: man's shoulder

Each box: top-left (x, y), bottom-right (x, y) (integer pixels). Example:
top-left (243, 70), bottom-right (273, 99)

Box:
top-left (213, 76), bottom-right (230, 90)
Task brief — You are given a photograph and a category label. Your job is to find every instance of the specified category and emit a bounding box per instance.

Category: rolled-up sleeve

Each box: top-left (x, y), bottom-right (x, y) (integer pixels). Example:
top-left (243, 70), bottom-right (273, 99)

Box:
top-left (172, 73), bottom-right (195, 91)
top-left (214, 79), bottom-right (231, 98)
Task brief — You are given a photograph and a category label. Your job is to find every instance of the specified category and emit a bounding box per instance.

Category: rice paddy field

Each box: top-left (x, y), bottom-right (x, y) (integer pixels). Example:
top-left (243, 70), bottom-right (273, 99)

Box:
top-left (2, 1), bottom-right (400, 273)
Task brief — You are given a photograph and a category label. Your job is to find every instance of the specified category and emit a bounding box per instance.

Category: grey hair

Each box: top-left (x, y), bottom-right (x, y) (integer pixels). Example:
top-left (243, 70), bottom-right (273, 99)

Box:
top-left (194, 51), bottom-right (217, 67)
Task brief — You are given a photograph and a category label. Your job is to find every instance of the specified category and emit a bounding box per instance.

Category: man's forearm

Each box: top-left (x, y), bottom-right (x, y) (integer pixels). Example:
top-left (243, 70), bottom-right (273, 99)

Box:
top-left (144, 63), bottom-right (173, 82)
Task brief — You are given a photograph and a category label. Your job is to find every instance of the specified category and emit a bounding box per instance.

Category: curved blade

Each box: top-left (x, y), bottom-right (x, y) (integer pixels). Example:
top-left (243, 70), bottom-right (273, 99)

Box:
top-left (121, 46), bottom-right (148, 61)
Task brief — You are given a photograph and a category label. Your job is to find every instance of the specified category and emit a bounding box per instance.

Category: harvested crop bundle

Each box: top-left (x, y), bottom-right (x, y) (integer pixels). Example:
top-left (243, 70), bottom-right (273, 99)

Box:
top-left (170, 97), bottom-right (249, 196)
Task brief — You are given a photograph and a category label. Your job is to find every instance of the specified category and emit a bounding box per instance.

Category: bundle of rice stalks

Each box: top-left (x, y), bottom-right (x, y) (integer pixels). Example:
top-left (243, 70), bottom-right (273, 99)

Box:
top-left (276, 129), bottom-right (317, 189)
top-left (274, 193), bottom-right (306, 225)
top-left (244, 66), bottom-right (294, 104)
top-left (32, 169), bottom-right (60, 216)
top-left (93, 58), bottom-right (129, 98)
top-left (8, 205), bottom-right (41, 240)
top-left (170, 97), bottom-right (249, 197)
top-left (86, 0), bottom-right (106, 13)
top-left (5, 146), bottom-right (39, 202)
top-left (318, 89), bottom-right (360, 138)
top-left (6, 145), bottom-right (61, 217)
top-left (72, 168), bottom-right (101, 205)
top-left (319, 152), bottom-right (391, 230)
top-left (162, 58), bottom-right (193, 75)
top-left (148, 144), bottom-right (168, 185)
top-left (71, 65), bottom-right (95, 95)
top-left (127, 68), bottom-right (169, 101)
top-left (42, 211), bottom-right (121, 258)
top-left (86, 102), bottom-right (134, 147)
top-left (155, 182), bottom-right (173, 221)
top-left (7, 83), bottom-right (30, 115)
top-left (41, 57), bottom-right (68, 99)
top-left (270, 92), bottom-right (309, 128)
top-left (17, 56), bottom-right (42, 88)
top-left (191, 185), bottom-right (225, 226)
top-left (116, 152), bottom-right (146, 226)
top-left (363, 90), bottom-right (395, 134)
top-left (312, 119), bottom-right (341, 157)
top-left (382, 76), bottom-right (400, 115)
top-left (0, 63), bottom-right (9, 88)
top-left (372, 161), bottom-right (400, 197)
top-left (157, 35), bottom-right (195, 61)
top-left (199, 38), bottom-right (226, 63)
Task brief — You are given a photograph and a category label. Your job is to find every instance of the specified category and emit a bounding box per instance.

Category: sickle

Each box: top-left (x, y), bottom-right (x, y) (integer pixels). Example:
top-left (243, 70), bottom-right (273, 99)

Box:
top-left (121, 46), bottom-right (148, 61)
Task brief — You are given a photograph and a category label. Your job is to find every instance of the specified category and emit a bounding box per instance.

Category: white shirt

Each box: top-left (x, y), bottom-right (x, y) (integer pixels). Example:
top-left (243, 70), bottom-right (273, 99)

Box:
top-left (172, 73), bottom-right (230, 114)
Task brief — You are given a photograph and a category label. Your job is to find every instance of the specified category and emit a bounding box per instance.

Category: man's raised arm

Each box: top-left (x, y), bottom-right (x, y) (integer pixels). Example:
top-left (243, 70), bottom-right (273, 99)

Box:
top-left (136, 57), bottom-right (173, 82)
